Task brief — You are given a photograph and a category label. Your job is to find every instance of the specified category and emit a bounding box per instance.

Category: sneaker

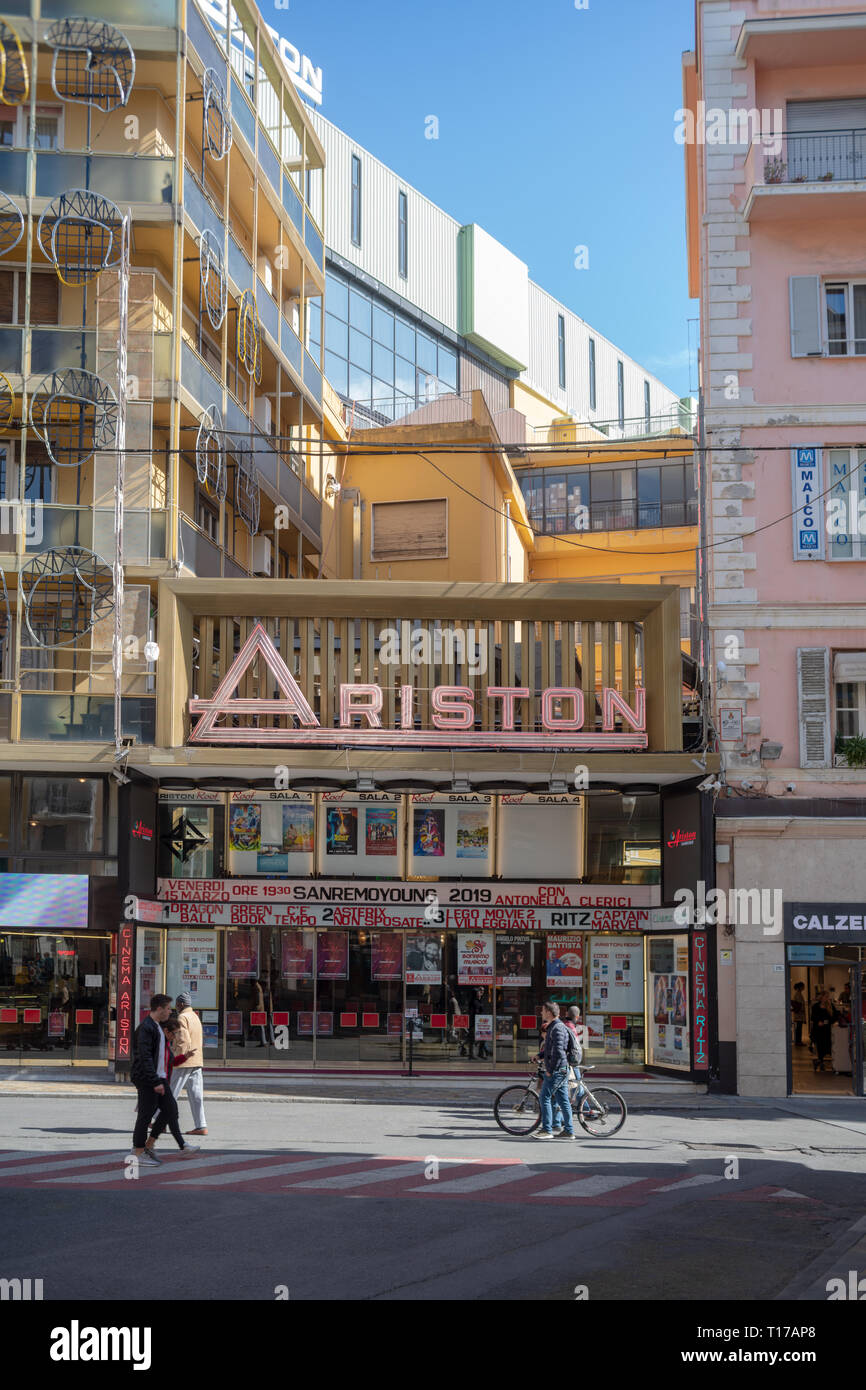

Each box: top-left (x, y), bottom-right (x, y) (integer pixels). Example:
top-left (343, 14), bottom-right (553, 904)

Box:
top-left (178, 1144), bottom-right (200, 1158)
top-left (533, 1130), bottom-right (556, 1140)
top-left (139, 1149), bottom-right (161, 1166)
top-left (552, 1127), bottom-right (564, 1136)
top-left (555, 1130), bottom-right (577, 1139)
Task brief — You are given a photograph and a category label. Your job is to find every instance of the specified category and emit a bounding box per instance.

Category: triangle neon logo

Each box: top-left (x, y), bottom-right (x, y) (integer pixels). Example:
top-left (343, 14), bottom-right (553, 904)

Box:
top-left (189, 621), bottom-right (319, 743)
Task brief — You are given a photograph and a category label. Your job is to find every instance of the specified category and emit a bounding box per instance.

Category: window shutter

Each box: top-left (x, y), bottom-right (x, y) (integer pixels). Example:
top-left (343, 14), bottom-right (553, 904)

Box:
top-left (789, 276), bottom-right (822, 357)
top-left (29, 273), bottom-right (59, 325)
top-left (371, 499), bottom-right (447, 561)
top-left (797, 647), bottom-right (831, 768)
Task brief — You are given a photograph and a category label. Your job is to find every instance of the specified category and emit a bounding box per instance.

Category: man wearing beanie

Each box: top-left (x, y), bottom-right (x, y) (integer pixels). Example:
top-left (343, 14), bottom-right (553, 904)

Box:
top-left (171, 992), bottom-right (207, 1135)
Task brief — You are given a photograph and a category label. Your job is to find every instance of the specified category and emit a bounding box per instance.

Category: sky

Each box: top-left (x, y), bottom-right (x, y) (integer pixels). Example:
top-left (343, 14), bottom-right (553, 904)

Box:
top-left (273, 0), bottom-right (698, 398)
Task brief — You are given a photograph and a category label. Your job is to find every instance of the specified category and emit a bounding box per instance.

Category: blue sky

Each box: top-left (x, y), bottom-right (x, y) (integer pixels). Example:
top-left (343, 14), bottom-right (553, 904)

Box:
top-left (274, 0), bottom-right (697, 398)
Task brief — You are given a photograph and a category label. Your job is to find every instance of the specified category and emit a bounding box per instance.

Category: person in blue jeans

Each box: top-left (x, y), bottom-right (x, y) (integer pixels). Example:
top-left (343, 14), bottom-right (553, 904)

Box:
top-left (535, 1001), bottom-right (575, 1140)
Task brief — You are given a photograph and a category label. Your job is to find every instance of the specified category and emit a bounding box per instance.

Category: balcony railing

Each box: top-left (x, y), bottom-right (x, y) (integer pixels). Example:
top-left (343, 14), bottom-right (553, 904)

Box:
top-left (20, 695), bottom-right (156, 744)
top-left (35, 153), bottom-right (176, 204)
top-left (756, 129), bottom-right (866, 185)
top-left (532, 500), bottom-right (699, 535)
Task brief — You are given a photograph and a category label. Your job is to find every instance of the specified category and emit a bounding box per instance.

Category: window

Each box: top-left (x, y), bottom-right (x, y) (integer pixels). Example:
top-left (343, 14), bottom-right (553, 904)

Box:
top-left (588, 338), bottom-right (596, 410)
top-left (617, 360), bottom-right (625, 429)
top-left (0, 115), bottom-right (14, 147)
top-left (557, 314), bottom-right (566, 390)
top-left (398, 190), bottom-right (408, 279)
top-left (644, 380), bottom-right (651, 432)
top-left (825, 282), bottom-right (866, 356)
top-left (34, 111), bottom-right (61, 150)
top-left (826, 448), bottom-right (866, 559)
top-left (197, 496), bottom-right (219, 542)
top-left (350, 154), bottom-right (362, 247)
top-left (0, 442), bottom-right (52, 502)
top-left (371, 499), bottom-right (447, 561)
top-left (834, 679), bottom-right (865, 746)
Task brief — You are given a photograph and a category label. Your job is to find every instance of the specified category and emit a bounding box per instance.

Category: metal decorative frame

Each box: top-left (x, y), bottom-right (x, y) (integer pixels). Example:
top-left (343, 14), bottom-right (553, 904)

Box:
top-left (200, 228), bottom-right (227, 330)
top-left (0, 19), bottom-right (29, 105)
top-left (0, 191), bottom-right (24, 257)
top-left (0, 372), bottom-right (13, 430)
top-left (29, 369), bottom-right (118, 469)
top-left (203, 66), bottom-right (232, 161)
top-left (237, 289), bottom-right (262, 384)
top-left (46, 17), bottom-right (135, 112)
top-left (196, 404), bottom-right (226, 501)
top-left (0, 569), bottom-right (10, 675)
top-left (22, 546), bottom-right (115, 648)
top-left (38, 188), bottom-right (124, 286)
top-left (231, 436), bottom-right (260, 536)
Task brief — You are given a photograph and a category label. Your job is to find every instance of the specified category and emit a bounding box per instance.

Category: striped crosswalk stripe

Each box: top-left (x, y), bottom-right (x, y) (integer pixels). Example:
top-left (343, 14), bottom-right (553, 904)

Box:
top-left (163, 1155), bottom-right (372, 1187)
top-left (530, 1174), bottom-right (644, 1199)
top-left (289, 1161), bottom-right (428, 1191)
top-left (39, 1153), bottom-right (270, 1184)
top-left (407, 1165), bottom-right (538, 1195)
top-left (0, 1152), bottom-right (131, 1178)
top-left (656, 1174), bottom-right (724, 1192)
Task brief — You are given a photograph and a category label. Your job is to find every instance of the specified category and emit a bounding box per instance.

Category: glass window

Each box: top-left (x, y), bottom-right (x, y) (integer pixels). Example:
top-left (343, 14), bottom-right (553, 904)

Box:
top-left (349, 289), bottom-right (371, 334)
top-left (835, 682), bottom-right (862, 743)
top-left (520, 473), bottom-right (544, 527)
top-left (0, 775), bottom-right (10, 848)
top-left (325, 312), bottom-right (348, 358)
top-left (416, 330), bottom-right (436, 374)
top-left (372, 378), bottom-right (395, 419)
top-left (324, 351), bottom-right (348, 396)
top-left (638, 465), bottom-right (661, 526)
top-left (326, 272), bottom-right (348, 322)
top-left (372, 341), bottom-right (394, 384)
top-left (588, 338), bottom-right (596, 410)
top-left (395, 354), bottom-right (415, 397)
top-left (568, 471), bottom-right (588, 528)
top-left (348, 364), bottom-right (371, 401)
top-left (545, 474), bottom-right (567, 533)
top-left (395, 317), bottom-right (414, 360)
top-left (157, 803), bottom-right (216, 879)
top-left (351, 153), bottom-right (361, 247)
top-left (557, 314), bottom-right (566, 390)
top-left (349, 327), bottom-right (371, 370)
top-left (855, 284), bottom-right (866, 355)
top-left (34, 110), bottom-right (60, 150)
top-left (372, 304), bottom-right (394, 348)
top-left (23, 777), bottom-right (103, 854)
top-left (307, 297), bottom-right (322, 353)
top-left (660, 464), bottom-right (685, 502)
top-left (0, 116), bottom-right (14, 147)
top-left (826, 283), bottom-right (847, 356)
top-left (398, 189), bottom-right (408, 279)
top-left (591, 470), bottom-right (613, 503)
top-left (437, 344), bottom-right (457, 389)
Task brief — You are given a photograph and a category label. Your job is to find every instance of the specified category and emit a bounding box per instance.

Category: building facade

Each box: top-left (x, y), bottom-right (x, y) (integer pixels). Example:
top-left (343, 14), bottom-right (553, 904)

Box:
top-left (684, 0), bottom-right (866, 1096)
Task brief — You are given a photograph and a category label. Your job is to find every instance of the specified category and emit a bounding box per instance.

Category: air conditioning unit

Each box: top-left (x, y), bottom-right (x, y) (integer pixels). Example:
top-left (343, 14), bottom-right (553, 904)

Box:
top-left (252, 535), bottom-right (272, 576)
top-left (253, 394), bottom-right (272, 435)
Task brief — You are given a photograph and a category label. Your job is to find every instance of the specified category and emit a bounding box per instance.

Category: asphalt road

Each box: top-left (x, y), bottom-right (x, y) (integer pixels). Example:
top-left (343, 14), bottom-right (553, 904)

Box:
top-left (1, 1088), bottom-right (865, 1302)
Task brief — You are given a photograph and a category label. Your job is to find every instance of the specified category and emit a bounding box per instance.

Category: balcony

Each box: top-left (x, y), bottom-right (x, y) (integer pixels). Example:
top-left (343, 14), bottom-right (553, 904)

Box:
top-left (19, 508), bottom-right (166, 562)
top-left (35, 153), bottom-right (176, 206)
top-left (736, 14), bottom-right (866, 70)
top-left (20, 695), bottom-right (156, 744)
top-left (744, 131), bottom-right (866, 222)
top-left (533, 501), bottom-right (699, 536)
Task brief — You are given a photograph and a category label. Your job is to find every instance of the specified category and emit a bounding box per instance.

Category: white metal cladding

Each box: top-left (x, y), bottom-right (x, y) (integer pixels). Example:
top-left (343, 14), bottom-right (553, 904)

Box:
top-left (311, 111), bottom-right (459, 331)
top-left (311, 112), bottom-right (681, 422)
top-left (525, 282), bottom-right (681, 426)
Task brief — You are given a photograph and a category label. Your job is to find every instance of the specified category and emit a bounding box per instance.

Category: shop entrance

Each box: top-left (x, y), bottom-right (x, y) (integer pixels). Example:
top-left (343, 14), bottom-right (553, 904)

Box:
top-left (789, 947), bottom-right (863, 1095)
top-left (0, 932), bottom-right (110, 1063)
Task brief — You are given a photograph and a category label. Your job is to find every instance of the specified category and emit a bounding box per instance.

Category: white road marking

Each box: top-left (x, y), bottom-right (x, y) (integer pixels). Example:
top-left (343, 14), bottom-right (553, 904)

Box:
top-left (38, 1152), bottom-right (269, 1184)
top-left (530, 1174), bottom-right (644, 1199)
top-left (656, 1174), bottom-right (724, 1191)
top-left (289, 1162), bottom-right (427, 1190)
top-left (407, 1166), bottom-right (532, 1195)
top-left (163, 1155), bottom-right (372, 1187)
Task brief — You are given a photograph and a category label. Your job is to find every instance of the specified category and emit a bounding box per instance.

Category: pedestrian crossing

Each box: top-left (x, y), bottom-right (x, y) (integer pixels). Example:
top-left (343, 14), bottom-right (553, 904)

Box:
top-left (0, 1148), bottom-right (820, 1208)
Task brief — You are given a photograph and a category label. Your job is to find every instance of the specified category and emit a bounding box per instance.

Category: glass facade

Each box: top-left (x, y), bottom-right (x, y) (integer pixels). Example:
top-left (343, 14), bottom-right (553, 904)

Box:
top-left (516, 461), bottom-right (698, 534)
top-left (324, 268), bottom-right (458, 420)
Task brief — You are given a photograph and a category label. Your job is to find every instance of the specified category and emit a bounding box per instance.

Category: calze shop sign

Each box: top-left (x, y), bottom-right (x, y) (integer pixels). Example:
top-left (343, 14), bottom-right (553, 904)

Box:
top-left (188, 624), bottom-right (647, 750)
top-left (784, 903), bottom-right (866, 944)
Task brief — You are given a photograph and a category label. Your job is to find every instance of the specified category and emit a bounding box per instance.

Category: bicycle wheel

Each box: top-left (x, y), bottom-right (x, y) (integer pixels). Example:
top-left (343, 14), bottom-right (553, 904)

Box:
top-left (494, 1085), bottom-right (541, 1136)
top-left (575, 1086), bottom-right (627, 1138)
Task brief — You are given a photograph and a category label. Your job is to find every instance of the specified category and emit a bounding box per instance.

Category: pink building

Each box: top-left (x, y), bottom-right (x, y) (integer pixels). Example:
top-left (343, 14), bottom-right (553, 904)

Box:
top-left (684, 2), bottom-right (866, 1097)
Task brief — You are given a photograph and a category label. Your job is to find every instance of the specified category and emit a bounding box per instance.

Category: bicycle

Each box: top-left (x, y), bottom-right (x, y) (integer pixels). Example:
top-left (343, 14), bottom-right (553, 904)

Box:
top-left (493, 1064), bottom-right (627, 1138)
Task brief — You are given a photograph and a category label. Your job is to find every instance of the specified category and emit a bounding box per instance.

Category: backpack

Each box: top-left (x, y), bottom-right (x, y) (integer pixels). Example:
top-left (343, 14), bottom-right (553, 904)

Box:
top-left (565, 1023), bottom-right (583, 1067)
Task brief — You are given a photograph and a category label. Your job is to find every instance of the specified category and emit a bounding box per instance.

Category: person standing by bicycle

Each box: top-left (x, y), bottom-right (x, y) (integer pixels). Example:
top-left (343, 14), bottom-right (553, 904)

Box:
top-left (535, 1002), bottom-right (575, 1140)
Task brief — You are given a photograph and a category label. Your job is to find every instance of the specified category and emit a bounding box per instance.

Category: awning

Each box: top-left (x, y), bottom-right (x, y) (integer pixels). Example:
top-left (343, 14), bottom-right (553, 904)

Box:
top-left (834, 652), bottom-right (866, 683)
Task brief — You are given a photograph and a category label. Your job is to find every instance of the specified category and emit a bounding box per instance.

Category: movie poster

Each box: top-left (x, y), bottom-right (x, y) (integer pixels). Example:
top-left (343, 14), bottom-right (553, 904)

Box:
top-left (456, 810), bottom-right (488, 859)
top-left (281, 930), bottom-right (314, 978)
top-left (545, 934), bottom-right (583, 987)
top-left (282, 803), bottom-right (314, 853)
top-left (371, 932), bottom-right (403, 981)
top-left (226, 930), bottom-right (259, 979)
top-left (316, 931), bottom-right (349, 979)
top-left (404, 934), bottom-right (442, 985)
top-left (365, 807), bottom-right (397, 856)
top-left (413, 808), bottom-right (444, 857)
top-left (229, 803), bottom-right (261, 852)
top-left (326, 807), bottom-right (357, 855)
top-left (495, 934), bottom-right (531, 988)
top-left (457, 933), bottom-right (494, 986)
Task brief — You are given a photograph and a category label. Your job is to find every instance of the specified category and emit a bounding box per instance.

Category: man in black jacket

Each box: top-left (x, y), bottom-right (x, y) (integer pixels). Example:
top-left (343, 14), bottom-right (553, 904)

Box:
top-left (535, 1001), bottom-right (575, 1139)
top-left (129, 994), bottom-right (198, 1166)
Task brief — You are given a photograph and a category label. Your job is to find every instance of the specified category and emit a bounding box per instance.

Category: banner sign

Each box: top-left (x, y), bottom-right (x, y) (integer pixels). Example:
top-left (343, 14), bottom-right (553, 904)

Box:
top-left (316, 932), bottom-right (348, 980)
top-left (405, 934), bottom-right (442, 985)
top-left (371, 932), bottom-right (403, 980)
top-left (115, 921), bottom-right (135, 1067)
top-left (791, 446), bottom-right (824, 560)
top-left (495, 934), bottom-right (531, 987)
top-left (281, 929), bottom-right (314, 977)
top-left (158, 878), bottom-right (653, 906)
top-left (226, 930), bottom-right (259, 978)
top-left (783, 903), bottom-right (866, 945)
top-left (692, 933), bottom-right (709, 1071)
